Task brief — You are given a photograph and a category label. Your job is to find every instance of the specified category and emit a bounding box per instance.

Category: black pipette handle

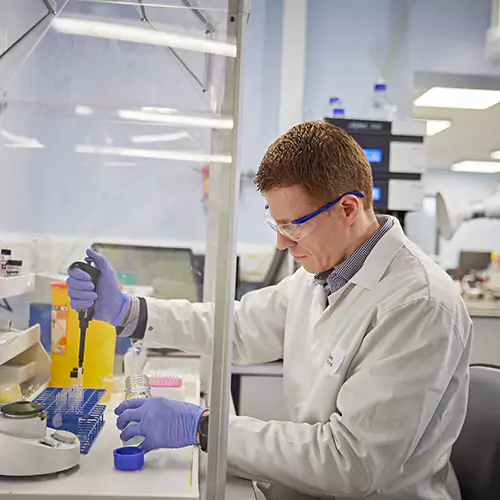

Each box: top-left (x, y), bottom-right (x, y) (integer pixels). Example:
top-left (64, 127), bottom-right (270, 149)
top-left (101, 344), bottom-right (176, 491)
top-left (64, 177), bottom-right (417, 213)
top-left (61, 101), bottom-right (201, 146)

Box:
top-left (69, 257), bottom-right (100, 319)
top-left (69, 258), bottom-right (100, 370)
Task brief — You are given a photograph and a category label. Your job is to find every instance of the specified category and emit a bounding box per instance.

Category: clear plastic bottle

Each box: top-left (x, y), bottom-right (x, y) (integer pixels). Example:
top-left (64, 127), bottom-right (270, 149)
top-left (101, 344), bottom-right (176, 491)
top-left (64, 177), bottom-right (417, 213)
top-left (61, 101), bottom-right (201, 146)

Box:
top-left (122, 375), bottom-right (152, 446)
top-left (325, 97), bottom-right (345, 118)
top-left (363, 80), bottom-right (396, 121)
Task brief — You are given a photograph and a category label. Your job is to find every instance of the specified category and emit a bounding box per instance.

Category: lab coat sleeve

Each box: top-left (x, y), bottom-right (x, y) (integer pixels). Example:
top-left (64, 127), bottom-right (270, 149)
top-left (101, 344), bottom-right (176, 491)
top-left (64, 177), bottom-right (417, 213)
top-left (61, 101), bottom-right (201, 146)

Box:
top-left (226, 298), bottom-right (470, 498)
top-left (139, 273), bottom-right (293, 364)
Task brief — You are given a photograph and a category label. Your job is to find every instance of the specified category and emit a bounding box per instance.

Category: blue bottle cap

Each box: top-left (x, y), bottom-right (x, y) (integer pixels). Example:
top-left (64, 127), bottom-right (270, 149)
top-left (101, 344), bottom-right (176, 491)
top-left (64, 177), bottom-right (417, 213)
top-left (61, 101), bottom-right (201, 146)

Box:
top-left (374, 83), bottom-right (387, 91)
top-left (113, 446), bottom-right (145, 471)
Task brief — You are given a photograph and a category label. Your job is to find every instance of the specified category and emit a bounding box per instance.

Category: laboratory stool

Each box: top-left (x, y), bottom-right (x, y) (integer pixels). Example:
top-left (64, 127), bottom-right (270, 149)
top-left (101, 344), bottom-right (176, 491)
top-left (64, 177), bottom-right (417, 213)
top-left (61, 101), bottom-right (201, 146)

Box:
top-left (450, 364), bottom-right (500, 500)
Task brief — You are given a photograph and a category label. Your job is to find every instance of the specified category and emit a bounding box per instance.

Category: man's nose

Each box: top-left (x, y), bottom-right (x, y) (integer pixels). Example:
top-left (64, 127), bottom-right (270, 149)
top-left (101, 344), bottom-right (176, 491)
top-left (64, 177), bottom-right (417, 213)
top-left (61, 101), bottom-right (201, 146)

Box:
top-left (277, 231), bottom-right (295, 251)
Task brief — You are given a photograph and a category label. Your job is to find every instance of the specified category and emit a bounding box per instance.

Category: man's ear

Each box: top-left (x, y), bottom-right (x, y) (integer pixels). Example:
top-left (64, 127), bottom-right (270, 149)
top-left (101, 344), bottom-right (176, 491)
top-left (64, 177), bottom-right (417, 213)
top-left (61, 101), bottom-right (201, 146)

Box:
top-left (340, 195), bottom-right (361, 221)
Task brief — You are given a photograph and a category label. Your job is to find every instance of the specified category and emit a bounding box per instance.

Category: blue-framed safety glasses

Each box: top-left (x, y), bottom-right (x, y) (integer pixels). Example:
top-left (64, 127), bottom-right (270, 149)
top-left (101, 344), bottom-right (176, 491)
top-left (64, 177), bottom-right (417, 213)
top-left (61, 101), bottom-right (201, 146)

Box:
top-left (265, 191), bottom-right (365, 242)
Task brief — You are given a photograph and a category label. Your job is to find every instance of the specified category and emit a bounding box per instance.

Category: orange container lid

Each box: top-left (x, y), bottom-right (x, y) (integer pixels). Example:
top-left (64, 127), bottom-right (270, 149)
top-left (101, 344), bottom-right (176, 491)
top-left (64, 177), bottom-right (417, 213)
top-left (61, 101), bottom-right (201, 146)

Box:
top-left (50, 282), bottom-right (68, 289)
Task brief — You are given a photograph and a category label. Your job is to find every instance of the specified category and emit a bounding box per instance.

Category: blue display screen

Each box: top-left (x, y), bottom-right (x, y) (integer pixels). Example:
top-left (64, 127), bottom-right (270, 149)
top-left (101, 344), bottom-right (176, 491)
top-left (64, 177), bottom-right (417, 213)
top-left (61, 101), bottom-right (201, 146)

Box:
top-left (372, 186), bottom-right (381, 201)
top-left (363, 148), bottom-right (382, 163)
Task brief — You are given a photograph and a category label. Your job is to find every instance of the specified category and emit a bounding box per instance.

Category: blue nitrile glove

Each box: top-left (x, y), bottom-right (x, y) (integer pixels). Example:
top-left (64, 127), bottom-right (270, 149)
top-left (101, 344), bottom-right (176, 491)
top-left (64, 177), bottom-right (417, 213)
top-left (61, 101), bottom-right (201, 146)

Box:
top-left (66, 249), bottom-right (130, 326)
top-left (115, 397), bottom-right (206, 452)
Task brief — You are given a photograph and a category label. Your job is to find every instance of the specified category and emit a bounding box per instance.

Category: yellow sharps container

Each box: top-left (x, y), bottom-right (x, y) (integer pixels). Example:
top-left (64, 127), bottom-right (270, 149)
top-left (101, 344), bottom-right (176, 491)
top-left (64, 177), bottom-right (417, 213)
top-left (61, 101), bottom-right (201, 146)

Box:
top-left (50, 282), bottom-right (116, 388)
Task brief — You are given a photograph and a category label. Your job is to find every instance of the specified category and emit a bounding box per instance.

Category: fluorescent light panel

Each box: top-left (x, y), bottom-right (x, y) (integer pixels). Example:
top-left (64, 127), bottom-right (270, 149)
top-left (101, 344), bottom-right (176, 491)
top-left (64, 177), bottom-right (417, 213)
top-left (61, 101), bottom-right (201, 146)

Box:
top-left (104, 161), bottom-right (138, 167)
top-left (490, 150), bottom-right (500, 160)
top-left (451, 161), bottom-right (500, 173)
top-left (424, 119), bottom-right (451, 136)
top-left (118, 109), bottom-right (233, 129)
top-left (75, 105), bottom-right (93, 116)
top-left (5, 143), bottom-right (45, 149)
top-left (1, 129), bottom-right (45, 148)
top-left (131, 131), bottom-right (192, 144)
top-left (52, 18), bottom-right (237, 58)
top-left (76, 145), bottom-right (231, 164)
top-left (141, 107), bottom-right (178, 114)
top-left (414, 87), bottom-right (500, 109)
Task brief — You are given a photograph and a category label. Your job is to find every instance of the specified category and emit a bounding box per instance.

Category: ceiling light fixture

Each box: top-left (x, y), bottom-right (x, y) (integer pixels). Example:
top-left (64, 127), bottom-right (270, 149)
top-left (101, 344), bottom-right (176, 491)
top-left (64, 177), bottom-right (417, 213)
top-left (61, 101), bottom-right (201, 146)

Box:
top-left (76, 145), bottom-right (232, 164)
top-left (1, 129), bottom-right (45, 148)
top-left (131, 131), bottom-right (192, 144)
top-left (414, 87), bottom-right (500, 109)
top-left (490, 150), bottom-right (500, 160)
top-left (419, 119), bottom-right (452, 136)
top-left (75, 105), bottom-right (93, 116)
top-left (451, 161), bottom-right (500, 173)
top-left (104, 161), bottom-right (138, 167)
top-left (52, 17), bottom-right (237, 57)
top-left (141, 107), bottom-right (178, 114)
top-left (118, 109), bottom-right (233, 129)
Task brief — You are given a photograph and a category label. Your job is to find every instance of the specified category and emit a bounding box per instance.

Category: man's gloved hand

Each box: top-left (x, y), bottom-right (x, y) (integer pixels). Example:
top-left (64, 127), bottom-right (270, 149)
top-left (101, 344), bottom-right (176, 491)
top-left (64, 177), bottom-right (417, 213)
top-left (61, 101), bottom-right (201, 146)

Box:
top-left (66, 249), bottom-right (130, 326)
top-left (115, 397), bottom-right (206, 452)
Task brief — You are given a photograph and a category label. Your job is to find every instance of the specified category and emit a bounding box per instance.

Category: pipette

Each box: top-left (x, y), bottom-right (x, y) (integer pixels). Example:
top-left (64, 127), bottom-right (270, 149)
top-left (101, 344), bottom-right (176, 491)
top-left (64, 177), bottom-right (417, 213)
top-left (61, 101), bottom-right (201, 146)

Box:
top-left (68, 257), bottom-right (100, 387)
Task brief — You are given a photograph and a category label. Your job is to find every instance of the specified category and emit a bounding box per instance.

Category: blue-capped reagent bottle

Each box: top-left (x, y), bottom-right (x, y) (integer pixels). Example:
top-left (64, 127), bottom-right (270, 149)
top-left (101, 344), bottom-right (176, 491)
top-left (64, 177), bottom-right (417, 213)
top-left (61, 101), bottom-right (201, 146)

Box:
top-left (325, 97), bottom-right (345, 118)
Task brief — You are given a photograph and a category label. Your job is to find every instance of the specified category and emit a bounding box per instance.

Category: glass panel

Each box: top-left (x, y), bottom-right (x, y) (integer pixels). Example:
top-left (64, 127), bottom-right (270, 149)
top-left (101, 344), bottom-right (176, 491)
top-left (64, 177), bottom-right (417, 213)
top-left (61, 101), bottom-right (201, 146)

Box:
top-left (0, 0), bottom-right (237, 396)
top-left (0, 0), bottom-right (50, 57)
top-left (1, 0), bottom-right (236, 266)
top-left (0, 2), bottom-right (247, 497)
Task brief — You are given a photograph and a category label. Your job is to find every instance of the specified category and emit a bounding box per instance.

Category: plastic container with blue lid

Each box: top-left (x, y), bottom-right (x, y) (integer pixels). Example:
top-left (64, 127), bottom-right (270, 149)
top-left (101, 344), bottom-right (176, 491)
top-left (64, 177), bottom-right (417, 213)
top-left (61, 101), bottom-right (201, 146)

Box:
top-left (113, 447), bottom-right (145, 471)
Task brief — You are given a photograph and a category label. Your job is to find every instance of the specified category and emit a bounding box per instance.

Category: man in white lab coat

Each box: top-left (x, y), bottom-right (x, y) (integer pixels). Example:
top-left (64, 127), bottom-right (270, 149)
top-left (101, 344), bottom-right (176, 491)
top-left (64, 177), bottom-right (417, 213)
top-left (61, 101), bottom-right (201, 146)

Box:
top-left (67, 121), bottom-right (471, 500)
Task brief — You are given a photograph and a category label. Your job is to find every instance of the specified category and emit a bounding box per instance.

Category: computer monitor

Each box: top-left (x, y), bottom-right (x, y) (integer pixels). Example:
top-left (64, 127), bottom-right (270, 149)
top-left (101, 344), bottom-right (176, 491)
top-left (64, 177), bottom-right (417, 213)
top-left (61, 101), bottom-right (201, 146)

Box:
top-left (458, 251), bottom-right (491, 273)
top-left (92, 243), bottom-right (200, 302)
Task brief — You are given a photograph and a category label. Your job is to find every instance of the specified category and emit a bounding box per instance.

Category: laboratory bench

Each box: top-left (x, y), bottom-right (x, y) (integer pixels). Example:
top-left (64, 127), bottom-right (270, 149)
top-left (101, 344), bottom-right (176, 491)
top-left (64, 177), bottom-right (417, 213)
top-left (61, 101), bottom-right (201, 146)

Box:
top-left (0, 357), bottom-right (256, 500)
top-left (463, 296), bottom-right (500, 318)
top-left (0, 406), bottom-right (255, 500)
top-left (461, 297), bottom-right (500, 367)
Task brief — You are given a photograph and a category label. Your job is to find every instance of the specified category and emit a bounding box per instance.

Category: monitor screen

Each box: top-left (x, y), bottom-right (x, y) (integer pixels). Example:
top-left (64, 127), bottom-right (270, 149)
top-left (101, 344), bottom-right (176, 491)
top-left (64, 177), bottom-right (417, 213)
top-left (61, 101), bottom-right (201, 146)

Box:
top-left (458, 251), bottom-right (491, 273)
top-left (363, 148), bottom-right (382, 163)
top-left (372, 186), bottom-right (381, 201)
top-left (91, 243), bottom-right (200, 302)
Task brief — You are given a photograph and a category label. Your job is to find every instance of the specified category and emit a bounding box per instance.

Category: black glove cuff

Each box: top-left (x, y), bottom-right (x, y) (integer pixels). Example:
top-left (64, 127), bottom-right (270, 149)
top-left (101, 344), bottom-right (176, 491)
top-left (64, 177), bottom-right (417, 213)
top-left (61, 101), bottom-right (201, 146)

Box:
top-left (198, 413), bottom-right (209, 453)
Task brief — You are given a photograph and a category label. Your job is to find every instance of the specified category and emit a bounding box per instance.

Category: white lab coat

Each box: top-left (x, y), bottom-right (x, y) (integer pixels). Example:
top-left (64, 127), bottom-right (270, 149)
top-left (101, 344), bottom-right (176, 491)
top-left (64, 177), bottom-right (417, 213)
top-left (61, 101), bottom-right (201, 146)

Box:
top-left (139, 218), bottom-right (472, 500)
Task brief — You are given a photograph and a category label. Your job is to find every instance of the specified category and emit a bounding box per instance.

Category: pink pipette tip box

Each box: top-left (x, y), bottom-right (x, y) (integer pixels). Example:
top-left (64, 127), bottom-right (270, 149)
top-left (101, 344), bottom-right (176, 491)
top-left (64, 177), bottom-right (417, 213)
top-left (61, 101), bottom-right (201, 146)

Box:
top-left (149, 376), bottom-right (183, 388)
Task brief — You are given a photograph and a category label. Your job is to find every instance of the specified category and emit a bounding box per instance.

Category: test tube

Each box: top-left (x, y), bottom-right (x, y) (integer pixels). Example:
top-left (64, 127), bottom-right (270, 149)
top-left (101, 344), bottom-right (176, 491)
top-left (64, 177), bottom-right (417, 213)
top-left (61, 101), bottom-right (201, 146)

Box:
top-left (68, 387), bottom-right (77, 412)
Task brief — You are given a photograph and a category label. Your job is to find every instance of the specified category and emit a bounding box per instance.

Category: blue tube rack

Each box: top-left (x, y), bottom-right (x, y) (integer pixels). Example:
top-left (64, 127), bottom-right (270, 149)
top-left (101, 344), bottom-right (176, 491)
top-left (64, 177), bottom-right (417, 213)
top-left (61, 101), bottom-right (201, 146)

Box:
top-left (33, 388), bottom-right (106, 454)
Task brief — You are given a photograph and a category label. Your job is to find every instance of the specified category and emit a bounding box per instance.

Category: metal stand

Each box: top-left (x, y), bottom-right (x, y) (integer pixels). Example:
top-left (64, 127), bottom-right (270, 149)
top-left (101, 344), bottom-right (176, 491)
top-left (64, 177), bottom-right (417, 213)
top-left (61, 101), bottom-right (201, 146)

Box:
top-left (204, 1), bottom-right (248, 499)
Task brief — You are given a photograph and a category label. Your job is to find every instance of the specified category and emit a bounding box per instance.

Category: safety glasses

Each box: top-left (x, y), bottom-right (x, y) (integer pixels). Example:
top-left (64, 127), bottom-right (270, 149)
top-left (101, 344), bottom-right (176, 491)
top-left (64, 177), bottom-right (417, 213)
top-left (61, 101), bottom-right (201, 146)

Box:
top-left (264, 191), bottom-right (365, 242)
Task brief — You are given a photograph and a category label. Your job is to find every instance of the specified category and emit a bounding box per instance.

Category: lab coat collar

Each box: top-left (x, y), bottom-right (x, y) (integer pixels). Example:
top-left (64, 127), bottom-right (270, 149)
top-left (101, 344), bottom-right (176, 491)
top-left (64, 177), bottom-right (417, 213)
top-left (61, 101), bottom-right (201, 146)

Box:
top-left (348, 216), bottom-right (405, 291)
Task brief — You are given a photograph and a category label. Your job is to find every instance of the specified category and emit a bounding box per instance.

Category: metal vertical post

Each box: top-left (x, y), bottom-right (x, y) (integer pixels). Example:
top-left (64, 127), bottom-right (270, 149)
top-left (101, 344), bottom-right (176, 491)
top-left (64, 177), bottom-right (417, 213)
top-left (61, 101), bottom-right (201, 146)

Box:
top-left (205, 1), bottom-right (247, 499)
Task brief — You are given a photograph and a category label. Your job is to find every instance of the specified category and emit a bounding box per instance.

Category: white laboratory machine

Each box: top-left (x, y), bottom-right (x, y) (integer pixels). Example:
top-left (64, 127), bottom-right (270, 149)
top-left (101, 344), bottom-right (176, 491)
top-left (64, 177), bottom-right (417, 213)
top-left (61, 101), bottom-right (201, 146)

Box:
top-left (436, 186), bottom-right (500, 241)
top-left (0, 400), bottom-right (80, 476)
top-left (326, 117), bottom-right (427, 218)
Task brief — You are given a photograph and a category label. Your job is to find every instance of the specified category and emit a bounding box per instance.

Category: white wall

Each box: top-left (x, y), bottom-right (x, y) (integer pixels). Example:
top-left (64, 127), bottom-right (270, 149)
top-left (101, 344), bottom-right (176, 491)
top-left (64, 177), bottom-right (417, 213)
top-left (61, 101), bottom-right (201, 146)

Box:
top-left (304, 0), bottom-right (413, 121)
top-left (409, 0), bottom-right (500, 76)
top-left (305, 0), bottom-right (500, 121)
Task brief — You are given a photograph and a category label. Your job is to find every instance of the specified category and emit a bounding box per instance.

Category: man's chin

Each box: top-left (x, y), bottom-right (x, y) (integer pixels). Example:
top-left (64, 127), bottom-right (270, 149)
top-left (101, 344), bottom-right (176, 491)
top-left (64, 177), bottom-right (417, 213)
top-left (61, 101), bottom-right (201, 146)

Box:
top-left (298, 258), bottom-right (319, 274)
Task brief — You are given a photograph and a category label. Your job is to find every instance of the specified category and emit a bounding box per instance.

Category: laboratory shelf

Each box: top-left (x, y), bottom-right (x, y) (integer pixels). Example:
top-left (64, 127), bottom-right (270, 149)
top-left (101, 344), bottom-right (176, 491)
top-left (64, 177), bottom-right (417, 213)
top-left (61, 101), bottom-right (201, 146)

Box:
top-left (0, 324), bottom-right (51, 403)
top-left (0, 325), bottom-right (40, 366)
top-left (0, 274), bottom-right (35, 299)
